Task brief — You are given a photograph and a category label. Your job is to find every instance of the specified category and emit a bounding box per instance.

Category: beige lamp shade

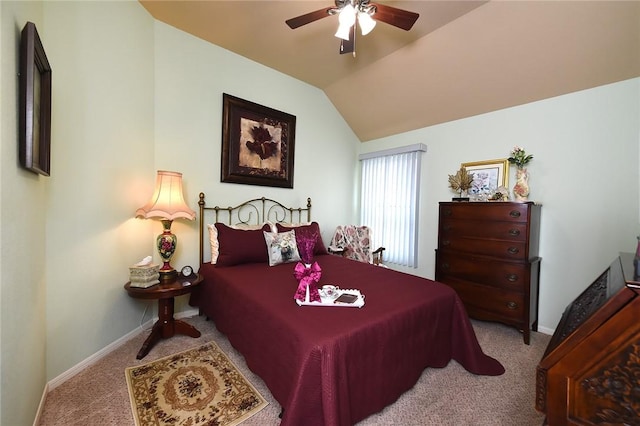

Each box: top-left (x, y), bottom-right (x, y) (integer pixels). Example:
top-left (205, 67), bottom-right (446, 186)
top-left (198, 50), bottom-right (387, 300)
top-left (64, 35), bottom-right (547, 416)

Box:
top-left (136, 170), bottom-right (196, 221)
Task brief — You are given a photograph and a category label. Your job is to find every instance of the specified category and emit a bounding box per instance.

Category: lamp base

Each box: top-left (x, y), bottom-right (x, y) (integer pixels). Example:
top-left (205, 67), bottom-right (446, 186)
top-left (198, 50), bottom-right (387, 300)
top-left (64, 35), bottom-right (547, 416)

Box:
top-left (159, 268), bottom-right (177, 281)
top-left (157, 219), bottom-right (178, 282)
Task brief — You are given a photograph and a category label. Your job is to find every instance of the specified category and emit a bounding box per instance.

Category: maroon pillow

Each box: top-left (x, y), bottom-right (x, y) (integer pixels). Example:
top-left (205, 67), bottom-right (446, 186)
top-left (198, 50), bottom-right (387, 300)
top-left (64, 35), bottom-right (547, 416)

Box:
top-left (275, 222), bottom-right (328, 256)
top-left (215, 223), bottom-right (271, 266)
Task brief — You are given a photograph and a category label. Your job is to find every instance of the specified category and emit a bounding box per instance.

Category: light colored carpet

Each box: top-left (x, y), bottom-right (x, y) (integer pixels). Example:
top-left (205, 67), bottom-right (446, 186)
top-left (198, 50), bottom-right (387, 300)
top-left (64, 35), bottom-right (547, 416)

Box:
top-left (38, 315), bottom-right (550, 425)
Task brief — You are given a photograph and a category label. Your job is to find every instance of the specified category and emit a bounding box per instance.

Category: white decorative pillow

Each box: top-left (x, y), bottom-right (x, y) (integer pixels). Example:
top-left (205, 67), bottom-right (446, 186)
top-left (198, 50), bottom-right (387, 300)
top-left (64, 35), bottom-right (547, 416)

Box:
top-left (208, 222), bottom-right (276, 264)
top-left (208, 224), bottom-right (220, 264)
top-left (232, 223), bottom-right (276, 231)
top-left (263, 230), bottom-right (301, 266)
top-left (276, 222), bottom-right (312, 228)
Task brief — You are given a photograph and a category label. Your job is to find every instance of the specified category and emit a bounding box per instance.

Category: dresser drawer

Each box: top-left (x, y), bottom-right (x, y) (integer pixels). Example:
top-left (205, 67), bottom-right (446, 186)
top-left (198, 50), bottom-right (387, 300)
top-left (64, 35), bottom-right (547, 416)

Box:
top-left (443, 278), bottom-right (525, 322)
top-left (436, 201), bottom-right (541, 344)
top-left (440, 202), bottom-right (531, 223)
top-left (439, 218), bottom-right (528, 242)
top-left (436, 251), bottom-right (529, 291)
top-left (438, 236), bottom-right (528, 260)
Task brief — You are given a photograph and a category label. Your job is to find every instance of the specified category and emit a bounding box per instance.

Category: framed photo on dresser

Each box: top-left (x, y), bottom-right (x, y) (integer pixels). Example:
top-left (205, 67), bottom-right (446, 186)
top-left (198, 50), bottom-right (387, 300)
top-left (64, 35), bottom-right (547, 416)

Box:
top-left (461, 158), bottom-right (509, 196)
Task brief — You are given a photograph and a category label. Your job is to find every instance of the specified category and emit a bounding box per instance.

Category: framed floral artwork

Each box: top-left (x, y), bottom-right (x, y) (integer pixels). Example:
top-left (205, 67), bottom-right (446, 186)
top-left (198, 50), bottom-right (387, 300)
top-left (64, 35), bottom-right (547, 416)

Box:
top-left (461, 158), bottom-right (509, 198)
top-left (19, 22), bottom-right (52, 176)
top-left (221, 93), bottom-right (296, 188)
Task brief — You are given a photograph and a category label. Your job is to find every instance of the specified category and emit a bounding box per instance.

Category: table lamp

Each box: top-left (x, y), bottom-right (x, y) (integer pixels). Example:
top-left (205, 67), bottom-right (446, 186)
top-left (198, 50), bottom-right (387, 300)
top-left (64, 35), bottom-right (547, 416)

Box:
top-left (136, 170), bottom-right (196, 279)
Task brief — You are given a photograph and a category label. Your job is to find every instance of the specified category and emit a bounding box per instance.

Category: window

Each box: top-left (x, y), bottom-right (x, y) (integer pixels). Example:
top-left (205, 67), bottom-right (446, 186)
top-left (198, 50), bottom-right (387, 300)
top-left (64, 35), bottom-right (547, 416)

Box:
top-left (359, 144), bottom-right (427, 268)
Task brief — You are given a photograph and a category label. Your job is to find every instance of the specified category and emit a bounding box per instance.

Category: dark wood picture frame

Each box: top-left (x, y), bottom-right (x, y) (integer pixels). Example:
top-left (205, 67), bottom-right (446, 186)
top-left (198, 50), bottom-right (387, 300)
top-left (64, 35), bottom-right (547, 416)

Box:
top-left (19, 22), bottom-right (52, 176)
top-left (221, 93), bottom-right (296, 188)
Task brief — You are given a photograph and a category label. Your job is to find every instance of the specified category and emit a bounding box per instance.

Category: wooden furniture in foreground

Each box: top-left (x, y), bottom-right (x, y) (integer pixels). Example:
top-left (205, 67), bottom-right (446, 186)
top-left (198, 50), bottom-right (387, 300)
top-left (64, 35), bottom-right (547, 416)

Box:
top-left (536, 253), bottom-right (640, 425)
top-left (435, 201), bottom-right (542, 344)
top-left (124, 273), bottom-right (203, 359)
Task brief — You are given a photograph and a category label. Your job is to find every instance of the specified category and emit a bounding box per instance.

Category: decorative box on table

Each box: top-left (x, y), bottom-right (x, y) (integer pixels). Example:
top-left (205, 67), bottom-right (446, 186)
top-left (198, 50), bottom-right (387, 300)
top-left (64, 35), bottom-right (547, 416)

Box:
top-left (129, 263), bottom-right (160, 288)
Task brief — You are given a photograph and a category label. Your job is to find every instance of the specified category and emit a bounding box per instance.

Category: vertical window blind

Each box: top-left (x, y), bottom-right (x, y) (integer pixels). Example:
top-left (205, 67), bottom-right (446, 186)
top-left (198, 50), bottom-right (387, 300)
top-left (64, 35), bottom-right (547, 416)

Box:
top-left (359, 144), bottom-right (427, 268)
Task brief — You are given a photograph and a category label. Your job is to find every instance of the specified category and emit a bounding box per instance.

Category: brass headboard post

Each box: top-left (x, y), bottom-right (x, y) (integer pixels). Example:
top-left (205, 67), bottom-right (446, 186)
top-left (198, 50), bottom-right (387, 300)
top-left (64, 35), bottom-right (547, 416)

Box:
top-left (299, 198), bottom-right (311, 222)
top-left (198, 192), bottom-right (206, 267)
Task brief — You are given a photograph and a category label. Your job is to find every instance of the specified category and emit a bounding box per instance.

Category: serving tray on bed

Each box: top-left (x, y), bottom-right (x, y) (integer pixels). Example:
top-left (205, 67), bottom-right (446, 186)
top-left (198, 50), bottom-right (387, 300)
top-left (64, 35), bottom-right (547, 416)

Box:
top-left (296, 288), bottom-right (365, 308)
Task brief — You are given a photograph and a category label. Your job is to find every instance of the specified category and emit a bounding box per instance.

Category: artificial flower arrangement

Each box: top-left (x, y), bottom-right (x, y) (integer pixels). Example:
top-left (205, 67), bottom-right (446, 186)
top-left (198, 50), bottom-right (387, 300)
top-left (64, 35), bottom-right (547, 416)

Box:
top-left (508, 146), bottom-right (533, 169)
top-left (508, 146), bottom-right (534, 201)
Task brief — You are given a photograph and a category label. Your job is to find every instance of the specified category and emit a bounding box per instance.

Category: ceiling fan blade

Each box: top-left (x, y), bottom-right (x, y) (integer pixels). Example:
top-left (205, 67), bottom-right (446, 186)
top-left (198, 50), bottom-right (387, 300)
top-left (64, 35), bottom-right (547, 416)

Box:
top-left (340, 26), bottom-right (355, 56)
top-left (371, 3), bottom-right (419, 31)
top-left (286, 8), bottom-right (334, 29)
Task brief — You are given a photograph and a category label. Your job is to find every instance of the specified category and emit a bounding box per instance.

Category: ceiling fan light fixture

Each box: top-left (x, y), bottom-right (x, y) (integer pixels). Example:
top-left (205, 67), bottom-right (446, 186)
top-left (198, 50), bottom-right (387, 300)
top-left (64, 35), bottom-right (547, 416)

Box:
top-left (334, 3), bottom-right (356, 40)
top-left (287, 0), bottom-right (419, 56)
top-left (335, 24), bottom-right (351, 40)
top-left (358, 11), bottom-right (376, 35)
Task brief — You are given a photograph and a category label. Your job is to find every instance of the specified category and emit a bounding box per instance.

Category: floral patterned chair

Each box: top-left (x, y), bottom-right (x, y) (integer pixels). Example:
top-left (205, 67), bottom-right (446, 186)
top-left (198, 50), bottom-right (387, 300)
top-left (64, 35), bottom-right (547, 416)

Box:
top-left (328, 225), bottom-right (385, 266)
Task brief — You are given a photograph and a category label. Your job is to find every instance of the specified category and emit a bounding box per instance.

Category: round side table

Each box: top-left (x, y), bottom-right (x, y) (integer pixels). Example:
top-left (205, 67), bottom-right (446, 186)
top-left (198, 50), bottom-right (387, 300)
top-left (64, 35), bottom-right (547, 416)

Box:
top-left (124, 273), bottom-right (203, 359)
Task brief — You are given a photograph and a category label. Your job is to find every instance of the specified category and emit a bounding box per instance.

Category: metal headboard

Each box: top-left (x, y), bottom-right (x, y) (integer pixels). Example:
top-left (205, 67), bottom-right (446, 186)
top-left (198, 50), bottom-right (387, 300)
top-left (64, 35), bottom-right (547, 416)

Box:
top-left (198, 192), bottom-right (312, 264)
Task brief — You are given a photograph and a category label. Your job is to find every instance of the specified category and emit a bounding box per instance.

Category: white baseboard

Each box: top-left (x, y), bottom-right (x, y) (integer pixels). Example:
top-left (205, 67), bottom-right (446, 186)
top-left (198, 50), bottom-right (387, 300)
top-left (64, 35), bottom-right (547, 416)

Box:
top-left (33, 383), bottom-right (48, 426)
top-left (47, 320), bottom-right (151, 390)
top-left (47, 308), bottom-right (199, 389)
top-left (175, 308), bottom-right (199, 320)
top-left (537, 325), bottom-right (554, 335)
top-left (34, 308), bottom-right (200, 424)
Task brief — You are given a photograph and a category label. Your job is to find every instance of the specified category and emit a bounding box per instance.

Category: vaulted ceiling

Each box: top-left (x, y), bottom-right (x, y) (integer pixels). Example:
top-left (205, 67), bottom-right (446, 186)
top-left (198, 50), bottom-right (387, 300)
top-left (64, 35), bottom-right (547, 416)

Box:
top-left (140, 1), bottom-right (640, 142)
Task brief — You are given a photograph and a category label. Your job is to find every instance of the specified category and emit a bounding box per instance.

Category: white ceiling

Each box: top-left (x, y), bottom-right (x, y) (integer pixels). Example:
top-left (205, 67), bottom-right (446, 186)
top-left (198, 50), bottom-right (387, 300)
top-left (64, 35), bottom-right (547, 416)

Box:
top-left (140, 1), bottom-right (640, 142)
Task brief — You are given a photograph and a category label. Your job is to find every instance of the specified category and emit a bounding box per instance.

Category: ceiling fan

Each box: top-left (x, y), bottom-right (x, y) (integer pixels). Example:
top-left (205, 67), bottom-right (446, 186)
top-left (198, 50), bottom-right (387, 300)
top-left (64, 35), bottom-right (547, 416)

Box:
top-left (286, 0), bottom-right (419, 56)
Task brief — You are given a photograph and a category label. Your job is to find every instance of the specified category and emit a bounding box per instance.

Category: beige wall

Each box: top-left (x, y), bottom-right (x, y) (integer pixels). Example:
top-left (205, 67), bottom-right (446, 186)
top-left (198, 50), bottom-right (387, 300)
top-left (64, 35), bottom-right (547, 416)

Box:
top-left (151, 19), bottom-right (360, 277)
top-left (1, 3), bottom-right (48, 425)
top-left (358, 77), bottom-right (640, 332)
top-left (42, 0), bottom-right (156, 381)
top-left (1, 1), bottom-right (155, 424)
top-left (1, 2), bottom-right (358, 424)
top-left (0, 1), bottom-right (638, 425)
top-left (38, 0), bottom-right (358, 384)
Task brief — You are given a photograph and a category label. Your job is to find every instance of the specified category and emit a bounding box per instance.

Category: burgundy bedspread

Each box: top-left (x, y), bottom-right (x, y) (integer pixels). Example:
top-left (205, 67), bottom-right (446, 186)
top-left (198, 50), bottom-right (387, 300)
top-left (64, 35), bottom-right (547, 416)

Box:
top-left (190, 254), bottom-right (504, 426)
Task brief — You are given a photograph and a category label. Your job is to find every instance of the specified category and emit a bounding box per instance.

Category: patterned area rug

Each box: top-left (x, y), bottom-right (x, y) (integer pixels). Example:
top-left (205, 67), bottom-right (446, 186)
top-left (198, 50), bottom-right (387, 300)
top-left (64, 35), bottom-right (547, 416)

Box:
top-left (125, 341), bottom-right (268, 426)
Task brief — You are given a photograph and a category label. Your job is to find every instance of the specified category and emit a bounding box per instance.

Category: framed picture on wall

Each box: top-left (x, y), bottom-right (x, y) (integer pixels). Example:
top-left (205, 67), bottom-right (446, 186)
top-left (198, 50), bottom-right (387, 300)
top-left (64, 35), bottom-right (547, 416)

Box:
top-left (461, 158), bottom-right (509, 197)
top-left (221, 93), bottom-right (296, 188)
top-left (19, 22), bottom-right (52, 176)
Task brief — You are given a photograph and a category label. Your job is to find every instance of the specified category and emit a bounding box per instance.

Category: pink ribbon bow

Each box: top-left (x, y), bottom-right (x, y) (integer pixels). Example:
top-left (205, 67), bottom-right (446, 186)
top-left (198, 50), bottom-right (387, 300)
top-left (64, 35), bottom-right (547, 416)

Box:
top-left (293, 261), bottom-right (322, 302)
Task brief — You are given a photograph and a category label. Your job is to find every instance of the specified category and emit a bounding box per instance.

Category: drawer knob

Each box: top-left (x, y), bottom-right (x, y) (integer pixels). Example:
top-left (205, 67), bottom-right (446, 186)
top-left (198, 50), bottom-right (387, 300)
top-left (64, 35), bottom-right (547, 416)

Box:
top-left (509, 229), bottom-right (521, 236)
top-left (444, 209), bottom-right (452, 216)
top-left (442, 263), bottom-right (450, 270)
top-left (507, 247), bottom-right (519, 254)
top-left (443, 240), bottom-right (450, 246)
top-left (509, 210), bottom-right (521, 218)
top-left (443, 225), bottom-right (452, 231)
top-left (507, 301), bottom-right (518, 310)
top-left (507, 274), bottom-right (519, 282)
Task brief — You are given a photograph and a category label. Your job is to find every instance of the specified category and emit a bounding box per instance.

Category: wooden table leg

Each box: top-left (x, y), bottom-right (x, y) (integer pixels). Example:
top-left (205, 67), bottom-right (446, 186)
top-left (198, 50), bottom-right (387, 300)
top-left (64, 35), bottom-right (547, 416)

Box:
top-left (137, 321), bottom-right (163, 359)
top-left (136, 297), bottom-right (201, 359)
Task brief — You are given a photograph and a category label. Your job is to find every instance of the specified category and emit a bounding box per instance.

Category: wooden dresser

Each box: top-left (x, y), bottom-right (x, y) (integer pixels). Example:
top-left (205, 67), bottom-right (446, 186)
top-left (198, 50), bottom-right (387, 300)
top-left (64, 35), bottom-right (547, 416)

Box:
top-left (536, 253), bottom-right (640, 425)
top-left (435, 201), bottom-right (542, 344)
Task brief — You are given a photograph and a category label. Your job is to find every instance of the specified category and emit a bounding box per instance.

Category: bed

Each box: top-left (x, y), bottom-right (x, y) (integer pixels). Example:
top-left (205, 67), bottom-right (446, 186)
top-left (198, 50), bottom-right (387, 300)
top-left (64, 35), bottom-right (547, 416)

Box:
top-left (189, 193), bottom-right (504, 426)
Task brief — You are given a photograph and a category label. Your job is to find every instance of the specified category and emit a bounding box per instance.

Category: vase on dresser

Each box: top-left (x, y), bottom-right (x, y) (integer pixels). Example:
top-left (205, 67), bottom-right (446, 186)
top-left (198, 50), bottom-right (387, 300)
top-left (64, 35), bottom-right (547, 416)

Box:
top-left (513, 167), bottom-right (530, 202)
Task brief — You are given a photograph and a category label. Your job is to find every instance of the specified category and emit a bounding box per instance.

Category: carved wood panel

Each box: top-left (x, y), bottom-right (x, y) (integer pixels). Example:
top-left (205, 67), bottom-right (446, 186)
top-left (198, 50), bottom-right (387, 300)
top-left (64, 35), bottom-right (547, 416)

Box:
top-left (580, 342), bottom-right (640, 424)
